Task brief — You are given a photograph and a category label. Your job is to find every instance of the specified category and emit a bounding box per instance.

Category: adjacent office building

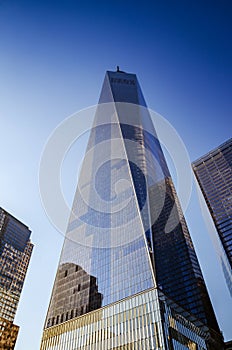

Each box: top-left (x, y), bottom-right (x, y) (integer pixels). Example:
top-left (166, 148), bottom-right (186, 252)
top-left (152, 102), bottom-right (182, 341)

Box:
top-left (0, 207), bottom-right (33, 349)
top-left (193, 138), bottom-right (232, 295)
top-left (41, 70), bottom-right (224, 349)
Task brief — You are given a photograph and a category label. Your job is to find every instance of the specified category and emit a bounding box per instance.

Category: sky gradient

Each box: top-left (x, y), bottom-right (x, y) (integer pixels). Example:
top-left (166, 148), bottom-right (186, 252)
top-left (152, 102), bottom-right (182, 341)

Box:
top-left (0, 1), bottom-right (232, 349)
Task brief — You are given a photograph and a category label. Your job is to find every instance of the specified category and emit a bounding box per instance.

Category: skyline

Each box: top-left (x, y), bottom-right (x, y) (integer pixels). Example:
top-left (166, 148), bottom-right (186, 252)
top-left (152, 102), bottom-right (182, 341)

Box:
top-left (0, 1), bottom-right (231, 349)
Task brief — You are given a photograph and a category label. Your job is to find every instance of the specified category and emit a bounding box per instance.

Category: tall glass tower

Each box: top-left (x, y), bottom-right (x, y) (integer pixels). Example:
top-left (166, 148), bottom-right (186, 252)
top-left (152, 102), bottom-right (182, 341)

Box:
top-left (193, 138), bottom-right (232, 296)
top-left (41, 70), bottom-right (224, 349)
top-left (0, 207), bottom-right (33, 349)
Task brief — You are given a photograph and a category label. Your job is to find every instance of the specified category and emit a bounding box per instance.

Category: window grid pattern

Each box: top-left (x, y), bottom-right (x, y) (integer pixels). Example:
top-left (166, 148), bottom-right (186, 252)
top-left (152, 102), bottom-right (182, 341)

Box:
top-left (41, 288), bottom-right (207, 350)
top-left (43, 71), bottom-right (223, 349)
top-left (0, 208), bottom-right (33, 322)
top-left (193, 138), bottom-right (232, 292)
top-left (0, 316), bottom-right (19, 349)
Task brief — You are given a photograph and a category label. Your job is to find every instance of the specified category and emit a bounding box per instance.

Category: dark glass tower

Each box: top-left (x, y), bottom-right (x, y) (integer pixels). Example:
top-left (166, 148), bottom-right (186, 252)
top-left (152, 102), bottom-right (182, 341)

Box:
top-left (41, 70), bottom-right (223, 349)
top-left (0, 207), bottom-right (33, 349)
top-left (193, 138), bottom-right (232, 296)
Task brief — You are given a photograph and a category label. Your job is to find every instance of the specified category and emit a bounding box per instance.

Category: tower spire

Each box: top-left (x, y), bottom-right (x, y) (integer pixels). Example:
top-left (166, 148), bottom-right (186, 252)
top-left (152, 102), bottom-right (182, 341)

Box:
top-left (116, 65), bottom-right (125, 73)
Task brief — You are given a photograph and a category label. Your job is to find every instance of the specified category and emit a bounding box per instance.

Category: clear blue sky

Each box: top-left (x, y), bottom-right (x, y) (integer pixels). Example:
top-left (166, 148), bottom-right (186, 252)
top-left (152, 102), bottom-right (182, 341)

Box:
top-left (0, 1), bottom-right (231, 349)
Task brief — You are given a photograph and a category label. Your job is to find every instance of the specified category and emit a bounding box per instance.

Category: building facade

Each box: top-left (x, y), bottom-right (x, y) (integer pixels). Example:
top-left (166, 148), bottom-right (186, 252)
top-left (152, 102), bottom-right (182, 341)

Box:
top-left (0, 207), bottom-right (33, 349)
top-left (41, 70), bottom-right (224, 349)
top-left (193, 139), bottom-right (232, 296)
top-left (41, 288), bottom-right (208, 350)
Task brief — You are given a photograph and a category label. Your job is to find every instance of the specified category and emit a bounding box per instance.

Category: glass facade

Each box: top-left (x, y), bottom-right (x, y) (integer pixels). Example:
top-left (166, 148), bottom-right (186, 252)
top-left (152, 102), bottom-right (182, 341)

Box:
top-left (42, 70), bottom-right (223, 349)
top-left (193, 138), bottom-right (232, 295)
top-left (0, 207), bottom-right (33, 348)
top-left (41, 288), bottom-right (207, 350)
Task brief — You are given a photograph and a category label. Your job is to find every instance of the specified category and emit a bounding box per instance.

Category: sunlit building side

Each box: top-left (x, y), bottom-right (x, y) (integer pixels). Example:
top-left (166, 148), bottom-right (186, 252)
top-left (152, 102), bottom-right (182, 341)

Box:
top-left (0, 207), bottom-right (33, 349)
top-left (41, 70), bottom-right (224, 349)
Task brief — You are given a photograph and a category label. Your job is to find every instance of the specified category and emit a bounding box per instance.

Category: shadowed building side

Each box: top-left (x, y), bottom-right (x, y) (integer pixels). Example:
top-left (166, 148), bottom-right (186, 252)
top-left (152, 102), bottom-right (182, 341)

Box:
top-left (193, 138), bottom-right (232, 297)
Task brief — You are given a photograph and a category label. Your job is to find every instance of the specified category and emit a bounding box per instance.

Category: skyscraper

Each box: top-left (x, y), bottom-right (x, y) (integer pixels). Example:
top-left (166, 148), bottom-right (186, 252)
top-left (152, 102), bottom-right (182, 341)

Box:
top-left (41, 70), bottom-right (224, 349)
top-left (0, 207), bottom-right (33, 349)
top-left (193, 138), bottom-right (232, 295)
